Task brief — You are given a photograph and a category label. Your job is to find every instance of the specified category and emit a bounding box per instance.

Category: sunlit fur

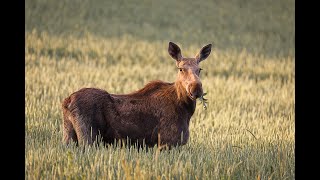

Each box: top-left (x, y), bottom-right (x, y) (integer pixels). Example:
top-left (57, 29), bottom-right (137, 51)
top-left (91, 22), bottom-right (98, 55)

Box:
top-left (62, 42), bottom-right (212, 147)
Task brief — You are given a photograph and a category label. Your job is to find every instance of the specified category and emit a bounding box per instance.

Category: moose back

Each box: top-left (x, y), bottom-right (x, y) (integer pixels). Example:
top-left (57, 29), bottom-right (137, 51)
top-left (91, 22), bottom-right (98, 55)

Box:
top-left (62, 42), bottom-right (212, 148)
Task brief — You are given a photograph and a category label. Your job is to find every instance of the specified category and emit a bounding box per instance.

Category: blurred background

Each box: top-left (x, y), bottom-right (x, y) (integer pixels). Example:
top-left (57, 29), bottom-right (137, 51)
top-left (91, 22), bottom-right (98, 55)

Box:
top-left (26, 0), bottom-right (294, 58)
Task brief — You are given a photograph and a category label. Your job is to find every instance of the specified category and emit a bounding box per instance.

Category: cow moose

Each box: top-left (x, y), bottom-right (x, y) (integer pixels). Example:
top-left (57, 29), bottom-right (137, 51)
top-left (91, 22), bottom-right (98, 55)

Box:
top-left (62, 42), bottom-right (212, 148)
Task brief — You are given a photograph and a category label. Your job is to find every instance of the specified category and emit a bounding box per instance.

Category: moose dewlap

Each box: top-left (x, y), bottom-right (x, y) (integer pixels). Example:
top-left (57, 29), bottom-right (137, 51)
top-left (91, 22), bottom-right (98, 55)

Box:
top-left (62, 42), bottom-right (212, 148)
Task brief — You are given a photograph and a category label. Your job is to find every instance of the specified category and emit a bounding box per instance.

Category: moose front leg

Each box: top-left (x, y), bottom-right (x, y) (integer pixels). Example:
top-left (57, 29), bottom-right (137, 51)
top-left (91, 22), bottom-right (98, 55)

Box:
top-left (158, 123), bottom-right (189, 149)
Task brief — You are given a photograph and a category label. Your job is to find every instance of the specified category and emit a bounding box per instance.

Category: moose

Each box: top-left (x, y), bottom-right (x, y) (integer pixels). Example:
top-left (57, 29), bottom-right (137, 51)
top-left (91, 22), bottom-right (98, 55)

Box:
top-left (62, 42), bottom-right (212, 148)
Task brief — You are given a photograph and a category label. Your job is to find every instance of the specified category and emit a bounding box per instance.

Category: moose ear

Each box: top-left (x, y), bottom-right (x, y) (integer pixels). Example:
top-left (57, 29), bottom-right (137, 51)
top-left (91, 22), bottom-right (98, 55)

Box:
top-left (168, 42), bottom-right (183, 61)
top-left (195, 44), bottom-right (212, 63)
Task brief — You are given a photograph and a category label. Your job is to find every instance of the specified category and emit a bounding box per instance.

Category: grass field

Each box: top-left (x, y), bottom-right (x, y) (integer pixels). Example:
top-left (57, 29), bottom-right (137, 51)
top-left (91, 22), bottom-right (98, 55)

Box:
top-left (26, 0), bottom-right (295, 179)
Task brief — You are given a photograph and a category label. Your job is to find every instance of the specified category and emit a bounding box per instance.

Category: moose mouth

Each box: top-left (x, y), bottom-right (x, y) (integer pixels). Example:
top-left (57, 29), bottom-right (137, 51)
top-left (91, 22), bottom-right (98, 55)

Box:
top-left (186, 83), bottom-right (203, 101)
top-left (187, 91), bottom-right (196, 100)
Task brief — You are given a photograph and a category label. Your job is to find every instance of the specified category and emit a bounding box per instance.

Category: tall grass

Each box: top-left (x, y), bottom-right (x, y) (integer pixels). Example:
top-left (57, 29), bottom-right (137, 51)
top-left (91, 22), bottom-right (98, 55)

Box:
top-left (26, 0), bottom-right (294, 179)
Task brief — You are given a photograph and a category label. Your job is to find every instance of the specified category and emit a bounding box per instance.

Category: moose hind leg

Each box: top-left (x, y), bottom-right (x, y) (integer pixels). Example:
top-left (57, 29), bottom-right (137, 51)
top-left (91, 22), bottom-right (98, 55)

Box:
top-left (63, 114), bottom-right (78, 145)
top-left (72, 116), bottom-right (99, 146)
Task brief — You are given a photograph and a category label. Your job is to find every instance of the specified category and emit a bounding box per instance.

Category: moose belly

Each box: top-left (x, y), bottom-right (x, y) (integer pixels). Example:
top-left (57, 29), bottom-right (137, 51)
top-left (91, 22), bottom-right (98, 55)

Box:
top-left (110, 110), bottom-right (159, 142)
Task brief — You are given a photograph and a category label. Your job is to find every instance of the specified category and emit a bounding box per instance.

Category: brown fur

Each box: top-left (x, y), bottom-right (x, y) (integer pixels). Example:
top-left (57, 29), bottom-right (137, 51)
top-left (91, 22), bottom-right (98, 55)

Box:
top-left (62, 42), bottom-right (212, 148)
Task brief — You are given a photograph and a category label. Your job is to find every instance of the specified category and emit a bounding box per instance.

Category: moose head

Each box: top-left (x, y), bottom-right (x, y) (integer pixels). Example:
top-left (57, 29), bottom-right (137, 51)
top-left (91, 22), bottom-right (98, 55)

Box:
top-left (168, 42), bottom-right (212, 100)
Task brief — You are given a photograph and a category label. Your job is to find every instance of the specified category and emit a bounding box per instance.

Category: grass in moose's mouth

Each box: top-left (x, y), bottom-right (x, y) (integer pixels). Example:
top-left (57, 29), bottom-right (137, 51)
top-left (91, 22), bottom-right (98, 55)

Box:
top-left (198, 92), bottom-right (209, 110)
top-left (26, 0), bottom-right (294, 179)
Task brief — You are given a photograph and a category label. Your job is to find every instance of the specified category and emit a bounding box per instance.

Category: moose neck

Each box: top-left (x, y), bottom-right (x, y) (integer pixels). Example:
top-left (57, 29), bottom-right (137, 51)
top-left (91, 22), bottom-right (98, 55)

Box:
top-left (114, 80), bottom-right (197, 115)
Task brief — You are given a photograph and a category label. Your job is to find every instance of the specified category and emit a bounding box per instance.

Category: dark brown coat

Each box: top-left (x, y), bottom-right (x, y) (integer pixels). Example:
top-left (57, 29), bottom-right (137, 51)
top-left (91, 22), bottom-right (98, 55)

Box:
top-left (62, 42), bottom-right (212, 148)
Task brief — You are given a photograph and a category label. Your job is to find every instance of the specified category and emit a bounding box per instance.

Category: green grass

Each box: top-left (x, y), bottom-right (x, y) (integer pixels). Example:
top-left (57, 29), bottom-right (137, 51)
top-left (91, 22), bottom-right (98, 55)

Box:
top-left (26, 0), bottom-right (295, 179)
